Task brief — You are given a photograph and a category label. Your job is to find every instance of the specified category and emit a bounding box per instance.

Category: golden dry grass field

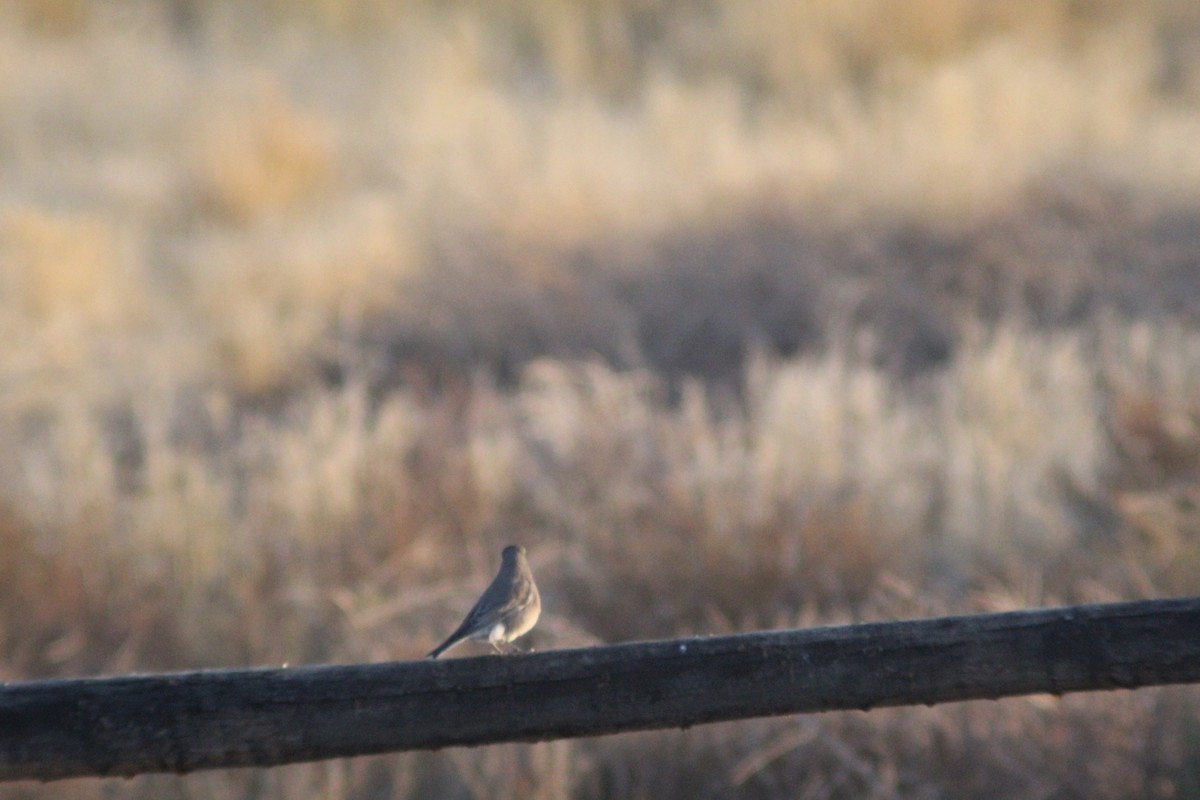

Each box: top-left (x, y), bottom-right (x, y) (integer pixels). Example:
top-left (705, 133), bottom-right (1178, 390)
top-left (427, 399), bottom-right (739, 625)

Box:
top-left (2, 0), bottom-right (1200, 797)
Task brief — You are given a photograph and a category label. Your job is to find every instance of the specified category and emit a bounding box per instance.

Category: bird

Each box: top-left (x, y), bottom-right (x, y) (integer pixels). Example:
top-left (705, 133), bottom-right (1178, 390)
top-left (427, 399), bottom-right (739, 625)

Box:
top-left (427, 544), bottom-right (541, 658)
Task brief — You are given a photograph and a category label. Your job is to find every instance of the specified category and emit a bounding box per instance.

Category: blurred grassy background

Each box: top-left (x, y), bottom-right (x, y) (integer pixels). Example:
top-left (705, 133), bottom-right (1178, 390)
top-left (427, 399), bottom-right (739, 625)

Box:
top-left (3, 0), bottom-right (1200, 797)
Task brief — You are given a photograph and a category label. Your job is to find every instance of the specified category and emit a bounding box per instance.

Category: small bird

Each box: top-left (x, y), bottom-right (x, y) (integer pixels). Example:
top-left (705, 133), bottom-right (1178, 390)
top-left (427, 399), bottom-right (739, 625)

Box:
top-left (427, 544), bottom-right (541, 658)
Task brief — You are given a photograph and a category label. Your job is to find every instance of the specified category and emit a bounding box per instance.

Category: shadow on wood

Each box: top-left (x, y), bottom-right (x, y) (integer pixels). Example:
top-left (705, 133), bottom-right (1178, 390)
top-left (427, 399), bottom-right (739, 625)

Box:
top-left (2, 597), bottom-right (1199, 781)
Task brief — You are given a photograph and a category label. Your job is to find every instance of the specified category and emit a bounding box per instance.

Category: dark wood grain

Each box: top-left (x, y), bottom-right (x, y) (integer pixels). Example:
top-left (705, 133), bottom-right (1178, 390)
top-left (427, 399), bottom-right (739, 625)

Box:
top-left (3, 597), bottom-right (1199, 781)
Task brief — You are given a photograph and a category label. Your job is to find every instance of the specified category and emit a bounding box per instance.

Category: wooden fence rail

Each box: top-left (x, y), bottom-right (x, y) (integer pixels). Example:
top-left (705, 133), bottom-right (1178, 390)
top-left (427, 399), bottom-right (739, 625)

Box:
top-left (2, 597), bottom-right (1199, 782)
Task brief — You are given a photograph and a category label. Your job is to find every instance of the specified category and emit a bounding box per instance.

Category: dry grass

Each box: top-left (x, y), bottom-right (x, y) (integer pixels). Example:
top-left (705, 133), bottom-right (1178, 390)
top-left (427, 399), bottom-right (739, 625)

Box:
top-left (3, 322), bottom-right (1200, 797)
top-left (3, 0), bottom-right (1200, 797)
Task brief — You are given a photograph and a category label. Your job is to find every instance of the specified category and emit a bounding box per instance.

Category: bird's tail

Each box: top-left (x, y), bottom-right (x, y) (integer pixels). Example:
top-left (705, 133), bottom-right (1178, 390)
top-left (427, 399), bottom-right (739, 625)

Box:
top-left (427, 638), bottom-right (453, 657)
top-left (426, 624), bottom-right (470, 659)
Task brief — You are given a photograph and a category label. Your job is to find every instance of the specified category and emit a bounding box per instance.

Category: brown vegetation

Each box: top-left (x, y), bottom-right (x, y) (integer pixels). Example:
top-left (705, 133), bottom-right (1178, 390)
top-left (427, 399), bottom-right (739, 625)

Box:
top-left (2, 0), bottom-right (1200, 796)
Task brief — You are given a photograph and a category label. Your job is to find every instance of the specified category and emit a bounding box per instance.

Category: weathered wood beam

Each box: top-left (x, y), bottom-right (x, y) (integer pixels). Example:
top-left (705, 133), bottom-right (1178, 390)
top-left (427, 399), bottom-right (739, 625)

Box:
top-left (2, 597), bottom-right (1198, 781)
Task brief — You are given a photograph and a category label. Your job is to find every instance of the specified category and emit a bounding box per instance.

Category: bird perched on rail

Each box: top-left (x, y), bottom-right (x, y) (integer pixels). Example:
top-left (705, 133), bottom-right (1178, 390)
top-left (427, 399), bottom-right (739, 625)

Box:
top-left (427, 544), bottom-right (541, 658)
